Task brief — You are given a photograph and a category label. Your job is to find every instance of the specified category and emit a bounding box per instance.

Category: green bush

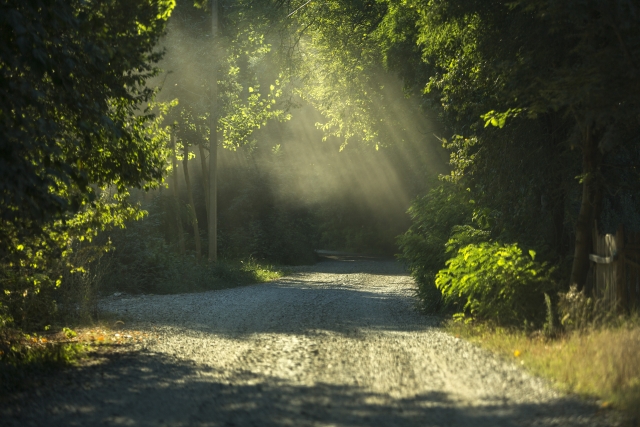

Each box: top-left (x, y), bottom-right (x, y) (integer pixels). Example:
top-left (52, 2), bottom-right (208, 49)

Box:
top-left (435, 242), bottom-right (554, 326)
top-left (396, 183), bottom-right (474, 311)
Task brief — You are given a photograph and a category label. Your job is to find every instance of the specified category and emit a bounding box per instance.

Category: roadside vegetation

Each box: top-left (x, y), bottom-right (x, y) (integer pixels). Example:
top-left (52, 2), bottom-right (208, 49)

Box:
top-left (381, 0), bottom-right (640, 418)
top-left (448, 320), bottom-right (640, 418)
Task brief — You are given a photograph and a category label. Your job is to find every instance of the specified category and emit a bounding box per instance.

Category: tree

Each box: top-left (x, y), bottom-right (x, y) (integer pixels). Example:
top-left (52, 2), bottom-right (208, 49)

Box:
top-left (170, 132), bottom-right (186, 255)
top-left (0, 0), bottom-right (175, 250)
top-left (0, 0), bottom-right (175, 328)
top-left (162, 0), bottom-right (291, 261)
top-left (208, 0), bottom-right (220, 262)
top-left (378, 0), bottom-right (640, 290)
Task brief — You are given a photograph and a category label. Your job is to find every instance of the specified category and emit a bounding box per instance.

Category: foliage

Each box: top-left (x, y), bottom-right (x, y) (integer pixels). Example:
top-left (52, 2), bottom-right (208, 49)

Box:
top-left (435, 243), bottom-right (554, 326)
top-left (397, 183), bottom-right (474, 310)
top-left (161, 2), bottom-right (292, 152)
top-left (0, 0), bottom-right (175, 246)
top-left (557, 285), bottom-right (619, 332)
top-left (217, 149), bottom-right (318, 265)
top-left (317, 203), bottom-right (401, 255)
top-left (0, 97), bottom-right (176, 331)
top-left (0, 0), bottom-right (176, 332)
top-left (96, 196), bottom-right (287, 295)
top-left (1, 191), bottom-right (136, 330)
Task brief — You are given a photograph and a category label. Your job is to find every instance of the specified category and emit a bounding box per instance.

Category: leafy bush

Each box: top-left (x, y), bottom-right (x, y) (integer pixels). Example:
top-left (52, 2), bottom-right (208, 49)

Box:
top-left (435, 243), bottom-right (554, 326)
top-left (397, 183), bottom-right (474, 311)
top-left (0, 189), bottom-right (141, 331)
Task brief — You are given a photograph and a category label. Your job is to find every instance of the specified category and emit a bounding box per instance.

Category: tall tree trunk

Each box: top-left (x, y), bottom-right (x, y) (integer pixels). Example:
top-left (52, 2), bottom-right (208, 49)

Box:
top-left (570, 126), bottom-right (602, 289)
top-left (171, 132), bottom-right (186, 255)
top-left (208, 0), bottom-right (219, 263)
top-left (183, 144), bottom-right (201, 260)
top-left (198, 143), bottom-right (209, 227)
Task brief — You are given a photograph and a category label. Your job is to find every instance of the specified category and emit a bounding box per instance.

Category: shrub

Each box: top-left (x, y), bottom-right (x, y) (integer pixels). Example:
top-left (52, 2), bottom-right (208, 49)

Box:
top-left (435, 242), bottom-right (554, 326)
top-left (397, 183), bottom-right (474, 311)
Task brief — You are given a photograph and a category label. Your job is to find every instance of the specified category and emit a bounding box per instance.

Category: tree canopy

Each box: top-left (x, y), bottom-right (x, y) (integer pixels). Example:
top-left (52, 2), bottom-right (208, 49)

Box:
top-left (0, 0), bottom-right (175, 248)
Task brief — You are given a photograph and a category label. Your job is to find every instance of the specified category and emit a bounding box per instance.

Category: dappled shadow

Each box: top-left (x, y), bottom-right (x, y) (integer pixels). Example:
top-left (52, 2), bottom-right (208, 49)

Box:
top-left (289, 256), bottom-right (409, 276)
top-left (102, 279), bottom-right (434, 337)
top-left (3, 349), bottom-right (605, 427)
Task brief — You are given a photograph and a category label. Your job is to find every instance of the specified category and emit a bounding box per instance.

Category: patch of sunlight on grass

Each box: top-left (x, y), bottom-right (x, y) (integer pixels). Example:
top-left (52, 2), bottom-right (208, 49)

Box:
top-left (447, 320), bottom-right (640, 418)
top-left (240, 259), bottom-right (286, 283)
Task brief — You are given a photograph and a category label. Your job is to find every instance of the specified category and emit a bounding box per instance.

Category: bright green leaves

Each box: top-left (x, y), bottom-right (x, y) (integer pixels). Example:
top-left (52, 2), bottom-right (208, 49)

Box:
top-left (439, 134), bottom-right (478, 183)
top-left (435, 242), bottom-right (554, 325)
top-left (157, 0), bottom-right (176, 20)
top-left (481, 108), bottom-right (523, 129)
top-left (1, 0), bottom-right (173, 330)
top-left (219, 78), bottom-right (291, 150)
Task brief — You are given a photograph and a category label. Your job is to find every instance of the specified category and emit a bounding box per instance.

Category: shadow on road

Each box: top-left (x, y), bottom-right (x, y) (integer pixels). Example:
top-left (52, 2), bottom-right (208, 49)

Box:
top-left (104, 281), bottom-right (435, 336)
top-left (287, 252), bottom-right (408, 276)
top-left (3, 349), bottom-right (602, 427)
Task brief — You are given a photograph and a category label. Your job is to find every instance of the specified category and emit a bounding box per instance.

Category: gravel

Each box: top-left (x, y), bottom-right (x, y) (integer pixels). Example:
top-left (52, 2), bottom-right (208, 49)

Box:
top-left (2, 258), bottom-right (621, 426)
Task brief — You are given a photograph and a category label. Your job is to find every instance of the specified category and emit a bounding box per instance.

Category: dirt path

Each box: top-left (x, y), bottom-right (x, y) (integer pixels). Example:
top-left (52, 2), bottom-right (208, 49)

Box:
top-left (2, 259), bottom-right (615, 426)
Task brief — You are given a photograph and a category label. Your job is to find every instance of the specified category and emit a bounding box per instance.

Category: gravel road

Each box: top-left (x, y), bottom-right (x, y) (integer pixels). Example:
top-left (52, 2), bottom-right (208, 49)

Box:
top-left (2, 257), bottom-right (618, 426)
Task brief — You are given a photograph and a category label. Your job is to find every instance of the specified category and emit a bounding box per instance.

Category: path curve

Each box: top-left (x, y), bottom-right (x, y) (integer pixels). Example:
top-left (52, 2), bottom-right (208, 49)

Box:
top-left (3, 259), bottom-right (613, 426)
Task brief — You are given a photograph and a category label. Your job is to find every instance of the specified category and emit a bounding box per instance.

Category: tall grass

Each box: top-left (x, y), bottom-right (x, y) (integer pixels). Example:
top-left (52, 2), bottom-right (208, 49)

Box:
top-left (448, 320), bottom-right (640, 417)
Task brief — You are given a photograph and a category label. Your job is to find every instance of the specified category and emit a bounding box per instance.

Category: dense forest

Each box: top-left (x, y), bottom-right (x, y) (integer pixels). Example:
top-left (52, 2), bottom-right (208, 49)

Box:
top-left (1, 0), bottom-right (640, 335)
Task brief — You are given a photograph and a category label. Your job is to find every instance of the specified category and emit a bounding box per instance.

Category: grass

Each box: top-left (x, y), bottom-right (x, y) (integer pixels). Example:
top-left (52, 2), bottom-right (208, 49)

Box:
top-left (447, 319), bottom-right (640, 418)
top-left (0, 317), bottom-right (165, 397)
top-left (101, 256), bottom-right (288, 296)
top-left (0, 326), bottom-right (90, 395)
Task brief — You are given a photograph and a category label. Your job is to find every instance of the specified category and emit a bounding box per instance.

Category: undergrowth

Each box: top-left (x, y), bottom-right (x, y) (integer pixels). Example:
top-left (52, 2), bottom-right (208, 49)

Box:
top-left (0, 327), bottom-right (88, 395)
top-left (100, 256), bottom-right (285, 295)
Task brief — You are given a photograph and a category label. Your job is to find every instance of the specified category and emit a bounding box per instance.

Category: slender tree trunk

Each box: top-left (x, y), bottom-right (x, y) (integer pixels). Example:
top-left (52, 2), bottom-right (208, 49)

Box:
top-left (570, 126), bottom-right (602, 290)
top-left (198, 143), bottom-right (210, 227)
top-left (208, 0), bottom-right (219, 263)
top-left (183, 143), bottom-right (201, 260)
top-left (171, 132), bottom-right (186, 255)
